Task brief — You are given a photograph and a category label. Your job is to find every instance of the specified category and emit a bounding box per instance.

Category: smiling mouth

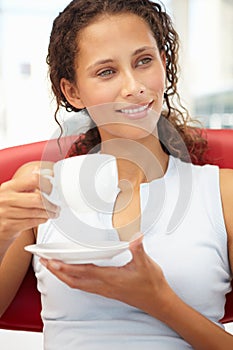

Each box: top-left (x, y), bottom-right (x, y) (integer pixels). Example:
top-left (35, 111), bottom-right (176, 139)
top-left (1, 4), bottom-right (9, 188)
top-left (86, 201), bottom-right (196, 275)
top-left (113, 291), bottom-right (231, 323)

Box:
top-left (116, 100), bottom-right (154, 119)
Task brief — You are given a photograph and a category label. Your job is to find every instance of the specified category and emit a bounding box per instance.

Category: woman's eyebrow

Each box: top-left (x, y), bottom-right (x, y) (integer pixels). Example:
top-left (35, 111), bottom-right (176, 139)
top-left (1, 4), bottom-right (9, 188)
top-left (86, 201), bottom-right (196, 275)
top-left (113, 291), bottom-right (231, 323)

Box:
top-left (87, 59), bottom-right (114, 72)
top-left (132, 46), bottom-right (156, 56)
top-left (86, 46), bottom-right (156, 72)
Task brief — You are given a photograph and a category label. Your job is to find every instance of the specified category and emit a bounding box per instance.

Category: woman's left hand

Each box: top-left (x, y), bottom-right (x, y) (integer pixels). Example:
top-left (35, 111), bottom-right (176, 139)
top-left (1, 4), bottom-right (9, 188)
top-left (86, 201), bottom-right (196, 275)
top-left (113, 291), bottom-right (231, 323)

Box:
top-left (40, 236), bottom-right (233, 349)
top-left (40, 235), bottom-right (170, 319)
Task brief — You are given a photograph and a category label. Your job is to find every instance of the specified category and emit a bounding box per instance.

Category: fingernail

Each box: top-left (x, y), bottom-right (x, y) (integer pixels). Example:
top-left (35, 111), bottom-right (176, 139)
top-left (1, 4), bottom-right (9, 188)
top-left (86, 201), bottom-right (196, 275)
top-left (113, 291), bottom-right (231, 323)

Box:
top-left (32, 166), bottom-right (41, 175)
top-left (49, 260), bottom-right (61, 270)
top-left (40, 258), bottom-right (48, 267)
top-left (55, 208), bottom-right (61, 217)
top-left (51, 210), bottom-right (60, 218)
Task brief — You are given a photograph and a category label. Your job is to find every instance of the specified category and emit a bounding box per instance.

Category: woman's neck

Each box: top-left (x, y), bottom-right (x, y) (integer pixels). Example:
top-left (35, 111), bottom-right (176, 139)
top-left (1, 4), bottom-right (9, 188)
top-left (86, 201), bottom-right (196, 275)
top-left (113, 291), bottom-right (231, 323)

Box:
top-left (100, 133), bottom-right (169, 188)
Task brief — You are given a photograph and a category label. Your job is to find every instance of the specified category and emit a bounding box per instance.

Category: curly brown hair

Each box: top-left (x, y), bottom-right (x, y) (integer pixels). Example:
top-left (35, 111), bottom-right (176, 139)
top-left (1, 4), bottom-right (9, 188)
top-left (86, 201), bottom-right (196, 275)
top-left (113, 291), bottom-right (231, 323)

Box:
top-left (46, 0), bottom-right (207, 163)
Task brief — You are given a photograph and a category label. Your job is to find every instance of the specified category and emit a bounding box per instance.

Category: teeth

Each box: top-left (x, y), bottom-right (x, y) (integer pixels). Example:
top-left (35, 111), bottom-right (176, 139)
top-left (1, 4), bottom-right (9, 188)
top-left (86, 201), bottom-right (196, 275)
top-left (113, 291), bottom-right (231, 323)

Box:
top-left (120, 104), bottom-right (148, 114)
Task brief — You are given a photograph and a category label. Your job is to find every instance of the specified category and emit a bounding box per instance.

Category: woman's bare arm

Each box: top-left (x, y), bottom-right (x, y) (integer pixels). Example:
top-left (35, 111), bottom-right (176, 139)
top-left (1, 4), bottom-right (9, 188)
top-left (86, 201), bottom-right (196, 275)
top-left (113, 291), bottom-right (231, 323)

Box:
top-left (220, 169), bottom-right (233, 275)
top-left (0, 228), bottom-right (35, 317)
top-left (0, 161), bottom-right (57, 316)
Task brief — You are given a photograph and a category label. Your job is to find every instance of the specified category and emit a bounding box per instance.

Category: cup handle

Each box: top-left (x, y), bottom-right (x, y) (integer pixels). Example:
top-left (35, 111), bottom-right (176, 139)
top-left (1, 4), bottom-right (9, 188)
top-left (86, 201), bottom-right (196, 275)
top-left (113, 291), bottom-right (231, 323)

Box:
top-left (34, 169), bottom-right (61, 206)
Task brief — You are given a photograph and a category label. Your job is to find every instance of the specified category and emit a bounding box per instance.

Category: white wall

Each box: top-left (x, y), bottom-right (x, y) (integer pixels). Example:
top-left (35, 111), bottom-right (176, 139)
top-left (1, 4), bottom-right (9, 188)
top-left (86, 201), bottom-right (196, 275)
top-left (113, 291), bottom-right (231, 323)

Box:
top-left (0, 0), bottom-right (71, 148)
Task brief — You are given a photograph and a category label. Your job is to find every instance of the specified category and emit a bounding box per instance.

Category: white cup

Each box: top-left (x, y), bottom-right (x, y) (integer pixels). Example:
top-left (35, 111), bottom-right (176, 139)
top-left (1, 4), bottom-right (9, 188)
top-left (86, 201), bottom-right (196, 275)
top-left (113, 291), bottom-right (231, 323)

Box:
top-left (41, 153), bottom-right (119, 216)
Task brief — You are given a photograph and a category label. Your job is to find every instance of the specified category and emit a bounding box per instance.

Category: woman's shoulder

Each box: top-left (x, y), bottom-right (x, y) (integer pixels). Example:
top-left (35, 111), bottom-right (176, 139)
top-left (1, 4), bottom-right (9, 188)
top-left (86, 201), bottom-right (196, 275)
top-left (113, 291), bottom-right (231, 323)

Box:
top-left (219, 168), bottom-right (233, 271)
top-left (219, 168), bottom-right (233, 211)
top-left (219, 168), bottom-right (233, 197)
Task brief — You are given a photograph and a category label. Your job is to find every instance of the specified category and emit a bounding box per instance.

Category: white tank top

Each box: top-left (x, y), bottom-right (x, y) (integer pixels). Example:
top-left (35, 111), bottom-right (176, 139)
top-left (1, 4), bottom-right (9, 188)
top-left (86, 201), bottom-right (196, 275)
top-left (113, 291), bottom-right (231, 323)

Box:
top-left (34, 156), bottom-right (232, 350)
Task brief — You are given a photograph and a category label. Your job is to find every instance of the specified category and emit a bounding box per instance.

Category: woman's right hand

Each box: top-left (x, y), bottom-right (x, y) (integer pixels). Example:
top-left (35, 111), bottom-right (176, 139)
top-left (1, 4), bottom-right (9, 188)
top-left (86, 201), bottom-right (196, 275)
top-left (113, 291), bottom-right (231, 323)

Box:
top-left (0, 162), bottom-right (59, 242)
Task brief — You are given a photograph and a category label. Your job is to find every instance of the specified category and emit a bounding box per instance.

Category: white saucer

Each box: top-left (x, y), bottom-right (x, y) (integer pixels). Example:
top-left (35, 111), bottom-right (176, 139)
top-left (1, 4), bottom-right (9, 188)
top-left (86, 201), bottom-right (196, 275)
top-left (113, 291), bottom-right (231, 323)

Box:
top-left (24, 241), bottom-right (129, 264)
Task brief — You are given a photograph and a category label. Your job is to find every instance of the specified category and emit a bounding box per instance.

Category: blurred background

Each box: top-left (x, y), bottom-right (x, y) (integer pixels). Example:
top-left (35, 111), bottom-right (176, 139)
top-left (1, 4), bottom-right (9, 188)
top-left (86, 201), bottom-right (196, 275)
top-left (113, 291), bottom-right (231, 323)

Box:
top-left (0, 0), bottom-right (233, 348)
top-left (0, 0), bottom-right (233, 150)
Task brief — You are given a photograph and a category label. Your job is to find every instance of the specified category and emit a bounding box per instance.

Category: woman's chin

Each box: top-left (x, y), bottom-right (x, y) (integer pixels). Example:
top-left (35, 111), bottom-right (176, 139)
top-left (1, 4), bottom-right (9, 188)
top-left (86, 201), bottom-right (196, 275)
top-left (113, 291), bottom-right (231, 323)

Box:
top-left (99, 122), bottom-right (158, 141)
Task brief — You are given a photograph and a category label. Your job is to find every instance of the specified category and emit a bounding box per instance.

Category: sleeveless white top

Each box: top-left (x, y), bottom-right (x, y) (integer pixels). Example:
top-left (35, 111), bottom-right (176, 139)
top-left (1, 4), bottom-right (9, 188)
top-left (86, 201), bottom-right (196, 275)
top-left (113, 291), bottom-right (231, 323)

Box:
top-left (34, 156), bottom-right (232, 350)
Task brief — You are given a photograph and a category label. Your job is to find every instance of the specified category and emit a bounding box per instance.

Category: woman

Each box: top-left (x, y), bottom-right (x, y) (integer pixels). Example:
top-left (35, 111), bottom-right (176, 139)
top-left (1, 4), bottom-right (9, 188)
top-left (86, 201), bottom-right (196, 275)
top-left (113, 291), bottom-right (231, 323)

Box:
top-left (0, 1), bottom-right (233, 349)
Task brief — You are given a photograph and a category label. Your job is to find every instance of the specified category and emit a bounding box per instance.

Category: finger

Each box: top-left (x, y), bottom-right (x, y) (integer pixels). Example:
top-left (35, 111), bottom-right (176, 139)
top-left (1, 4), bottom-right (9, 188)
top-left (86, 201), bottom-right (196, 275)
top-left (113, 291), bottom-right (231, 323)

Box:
top-left (0, 206), bottom-right (57, 220)
top-left (0, 191), bottom-right (59, 213)
top-left (16, 217), bottom-right (49, 230)
top-left (1, 174), bottom-right (40, 193)
top-left (40, 259), bottom-right (94, 288)
top-left (48, 268), bottom-right (96, 292)
top-left (0, 217), bottom-right (49, 234)
top-left (41, 259), bottom-right (115, 294)
top-left (46, 259), bottom-right (108, 277)
top-left (129, 234), bottom-right (145, 255)
top-left (40, 178), bottom-right (53, 196)
top-left (128, 235), bottom-right (150, 268)
top-left (43, 259), bottom-right (118, 285)
top-left (129, 233), bottom-right (144, 249)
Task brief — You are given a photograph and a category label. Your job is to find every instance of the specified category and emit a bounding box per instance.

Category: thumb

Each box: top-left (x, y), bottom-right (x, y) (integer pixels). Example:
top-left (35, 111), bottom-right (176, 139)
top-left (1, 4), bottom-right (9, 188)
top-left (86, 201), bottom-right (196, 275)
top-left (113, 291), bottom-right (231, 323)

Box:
top-left (129, 233), bottom-right (144, 257)
top-left (11, 166), bottom-right (40, 192)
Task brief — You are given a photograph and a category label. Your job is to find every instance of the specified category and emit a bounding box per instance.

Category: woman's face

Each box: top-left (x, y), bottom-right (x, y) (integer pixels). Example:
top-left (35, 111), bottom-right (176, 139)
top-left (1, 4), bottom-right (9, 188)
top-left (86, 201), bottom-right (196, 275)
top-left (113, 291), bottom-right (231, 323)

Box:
top-left (62, 13), bottom-right (166, 141)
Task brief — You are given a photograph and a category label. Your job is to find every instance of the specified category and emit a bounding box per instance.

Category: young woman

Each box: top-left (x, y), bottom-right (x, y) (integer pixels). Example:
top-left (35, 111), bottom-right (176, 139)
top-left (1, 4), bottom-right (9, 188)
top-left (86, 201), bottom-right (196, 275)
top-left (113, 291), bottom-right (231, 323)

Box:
top-left (0, 1), bottom-right (232, 349)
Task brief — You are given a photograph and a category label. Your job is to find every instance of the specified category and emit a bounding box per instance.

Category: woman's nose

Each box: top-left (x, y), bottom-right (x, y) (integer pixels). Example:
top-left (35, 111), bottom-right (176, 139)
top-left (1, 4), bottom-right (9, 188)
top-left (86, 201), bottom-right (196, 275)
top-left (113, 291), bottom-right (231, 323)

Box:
top-left (120, 72), bottom-right (145, 98)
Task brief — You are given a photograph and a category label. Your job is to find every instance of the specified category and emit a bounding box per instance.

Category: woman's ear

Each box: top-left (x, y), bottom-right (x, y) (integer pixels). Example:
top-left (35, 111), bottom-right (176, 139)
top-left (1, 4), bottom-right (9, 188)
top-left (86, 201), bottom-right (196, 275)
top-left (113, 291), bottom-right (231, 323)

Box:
top-left (160, 50), bottom-right (166, 71)
top-left (60, 78), bottom-right (85, 109)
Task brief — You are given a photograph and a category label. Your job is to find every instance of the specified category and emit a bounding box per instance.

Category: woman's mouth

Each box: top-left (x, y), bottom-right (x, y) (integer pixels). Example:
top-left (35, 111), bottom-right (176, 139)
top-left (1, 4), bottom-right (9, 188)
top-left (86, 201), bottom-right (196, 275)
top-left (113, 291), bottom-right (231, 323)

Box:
top-left (116, 100), bottom-right (154, 120)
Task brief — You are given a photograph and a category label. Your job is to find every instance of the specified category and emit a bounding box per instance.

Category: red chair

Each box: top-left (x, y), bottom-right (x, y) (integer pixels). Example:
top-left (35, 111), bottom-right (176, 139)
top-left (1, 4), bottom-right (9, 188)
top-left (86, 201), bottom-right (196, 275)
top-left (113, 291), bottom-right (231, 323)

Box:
top-left (0, 129), bottom-right (232, 332)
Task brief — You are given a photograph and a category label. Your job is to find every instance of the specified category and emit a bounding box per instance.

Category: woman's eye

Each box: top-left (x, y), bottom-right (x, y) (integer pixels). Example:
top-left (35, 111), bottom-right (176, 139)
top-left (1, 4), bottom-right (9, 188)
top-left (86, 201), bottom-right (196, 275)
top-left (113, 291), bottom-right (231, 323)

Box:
top-left (137, 57), bottom-right (152, 66)
top-left (97, 69), bottom-right (115, 77)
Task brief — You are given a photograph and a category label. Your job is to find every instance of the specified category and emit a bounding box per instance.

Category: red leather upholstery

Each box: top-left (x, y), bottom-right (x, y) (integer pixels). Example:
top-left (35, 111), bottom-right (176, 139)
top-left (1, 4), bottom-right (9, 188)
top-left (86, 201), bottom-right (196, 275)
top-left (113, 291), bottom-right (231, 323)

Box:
top-left (0, 129), bottom-right (232, 332)
top-left (204, 129), bottom-right (233, 168)
top-left (0, 139), bottom-right (60, 332)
